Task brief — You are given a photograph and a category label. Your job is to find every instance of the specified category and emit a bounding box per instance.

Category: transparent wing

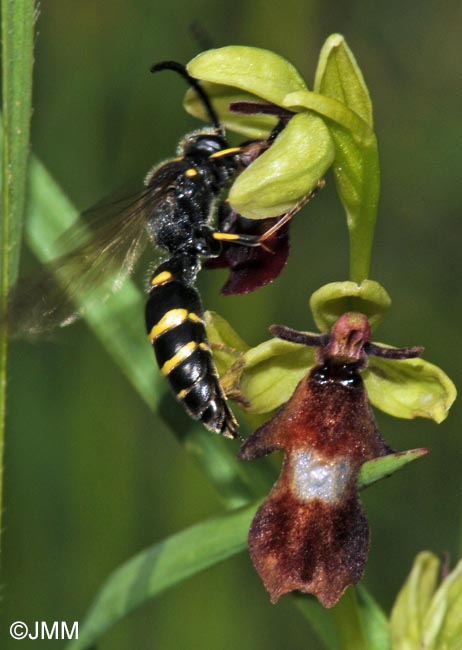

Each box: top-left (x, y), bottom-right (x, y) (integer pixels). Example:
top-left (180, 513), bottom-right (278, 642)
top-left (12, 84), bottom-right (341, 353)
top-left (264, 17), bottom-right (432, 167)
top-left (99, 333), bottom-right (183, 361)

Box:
top-left (9, 170), bottom-right (178, 336)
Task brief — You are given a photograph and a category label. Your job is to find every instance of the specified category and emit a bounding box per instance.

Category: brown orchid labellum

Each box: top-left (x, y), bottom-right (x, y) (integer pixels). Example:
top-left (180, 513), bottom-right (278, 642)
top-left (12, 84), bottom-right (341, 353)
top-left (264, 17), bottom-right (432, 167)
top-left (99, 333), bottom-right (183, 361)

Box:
top-left (239, 312), bottom-right (423, 607)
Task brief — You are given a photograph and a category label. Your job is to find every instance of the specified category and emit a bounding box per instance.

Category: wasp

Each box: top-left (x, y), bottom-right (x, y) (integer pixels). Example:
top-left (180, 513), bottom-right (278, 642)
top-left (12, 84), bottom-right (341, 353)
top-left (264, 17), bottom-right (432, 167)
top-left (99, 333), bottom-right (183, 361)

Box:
top-left (7, 61), bottom-right (319, 439)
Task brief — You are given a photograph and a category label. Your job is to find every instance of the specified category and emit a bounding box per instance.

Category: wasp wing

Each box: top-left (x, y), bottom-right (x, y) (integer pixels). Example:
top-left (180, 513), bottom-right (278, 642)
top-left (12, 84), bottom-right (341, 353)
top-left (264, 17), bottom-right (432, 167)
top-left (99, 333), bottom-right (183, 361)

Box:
top-left (9, 168), bottom-right (178, 336)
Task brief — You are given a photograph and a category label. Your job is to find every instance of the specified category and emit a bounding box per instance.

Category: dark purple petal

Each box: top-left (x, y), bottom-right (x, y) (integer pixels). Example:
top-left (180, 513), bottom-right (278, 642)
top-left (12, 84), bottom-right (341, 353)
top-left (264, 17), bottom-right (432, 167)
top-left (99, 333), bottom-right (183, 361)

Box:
top-left (205, 210), bottom-right (290, 295)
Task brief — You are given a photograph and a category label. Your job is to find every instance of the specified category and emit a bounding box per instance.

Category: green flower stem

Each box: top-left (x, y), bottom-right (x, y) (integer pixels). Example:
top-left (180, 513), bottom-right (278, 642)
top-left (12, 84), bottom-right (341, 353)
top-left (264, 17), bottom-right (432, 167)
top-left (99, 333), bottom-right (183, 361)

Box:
top-left (0, 0), bottom-right (35, 553)
top-left (347, 136), bottom-right (380, 282)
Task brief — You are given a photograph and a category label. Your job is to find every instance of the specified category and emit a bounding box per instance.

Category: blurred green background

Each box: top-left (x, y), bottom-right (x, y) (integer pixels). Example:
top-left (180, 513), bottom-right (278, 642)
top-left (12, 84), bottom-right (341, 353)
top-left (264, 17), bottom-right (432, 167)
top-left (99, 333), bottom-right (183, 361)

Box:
top-left (2, 0), bottom-right (462, 648)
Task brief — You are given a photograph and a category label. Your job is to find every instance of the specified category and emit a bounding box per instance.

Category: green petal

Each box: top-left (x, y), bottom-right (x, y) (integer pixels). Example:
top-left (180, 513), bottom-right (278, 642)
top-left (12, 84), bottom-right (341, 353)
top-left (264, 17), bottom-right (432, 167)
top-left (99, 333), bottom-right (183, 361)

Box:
top-left (205, 310), bottom-right (249, 377)
top-left (364, 354), bottom-right (457, 423)
top-left (283, 89), bottom-right (372, 145)
top-left (310, 280), bottom-right (391, 332)
top-left (239, 336), bottom-right (316, 414)
top-left (358, 448), bottom-right (429, 490)
top-left (229, 111), bottom-right (334, 219)
top-left (390, 551), bottom-right (440, 650)
top-left (313, 34), bottom-right (380, 282)
top-left (187, 46), bottom-right (307, 106)
top-left (423, 556), bottom-right (462, 649)
top-left (184, 82), bottom-right (277, 139)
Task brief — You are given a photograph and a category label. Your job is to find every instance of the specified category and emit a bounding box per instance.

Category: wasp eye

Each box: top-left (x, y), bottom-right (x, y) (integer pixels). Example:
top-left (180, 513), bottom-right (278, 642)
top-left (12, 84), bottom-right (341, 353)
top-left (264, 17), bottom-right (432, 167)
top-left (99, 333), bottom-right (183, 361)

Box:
top-left (184, 134), bottom-right (227, 158)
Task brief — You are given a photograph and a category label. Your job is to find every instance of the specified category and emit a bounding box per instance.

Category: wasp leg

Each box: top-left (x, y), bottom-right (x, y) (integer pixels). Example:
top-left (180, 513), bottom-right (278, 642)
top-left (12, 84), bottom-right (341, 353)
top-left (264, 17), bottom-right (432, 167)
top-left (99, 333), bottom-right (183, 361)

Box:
top-left (212, 179), bottom-right (325, 252)
top-left (212, 231), bottom-right (262, 247)
top-left (257, 180), bottom-right (325, 244)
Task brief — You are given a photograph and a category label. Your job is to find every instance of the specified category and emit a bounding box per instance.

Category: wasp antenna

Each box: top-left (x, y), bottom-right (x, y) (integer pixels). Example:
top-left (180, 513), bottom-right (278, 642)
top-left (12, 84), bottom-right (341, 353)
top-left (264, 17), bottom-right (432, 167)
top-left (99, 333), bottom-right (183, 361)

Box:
top-left (151, 60), bottom-right (223, 134)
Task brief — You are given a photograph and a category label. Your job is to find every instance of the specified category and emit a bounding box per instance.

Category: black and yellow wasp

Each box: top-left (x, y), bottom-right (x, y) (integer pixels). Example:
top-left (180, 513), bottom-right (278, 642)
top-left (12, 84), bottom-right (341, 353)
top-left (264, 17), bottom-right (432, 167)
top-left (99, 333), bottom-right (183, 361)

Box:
top-left (7, 62), bottom-right (315, 439)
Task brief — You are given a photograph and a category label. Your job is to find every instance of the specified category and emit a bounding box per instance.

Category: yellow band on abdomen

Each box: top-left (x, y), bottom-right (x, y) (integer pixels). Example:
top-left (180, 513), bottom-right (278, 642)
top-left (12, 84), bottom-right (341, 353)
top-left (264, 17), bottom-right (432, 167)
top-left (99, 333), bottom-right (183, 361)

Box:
top-left (161, 341), bottom-right (197, 376)
top-left (148, 308), bottom-right (188, 342)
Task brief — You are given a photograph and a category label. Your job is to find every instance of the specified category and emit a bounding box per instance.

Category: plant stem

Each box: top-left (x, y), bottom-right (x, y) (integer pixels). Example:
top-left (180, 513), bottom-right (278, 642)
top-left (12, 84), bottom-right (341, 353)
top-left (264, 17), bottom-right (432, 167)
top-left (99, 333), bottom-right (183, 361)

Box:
top-left (0, 0), bottom-right (35, 552)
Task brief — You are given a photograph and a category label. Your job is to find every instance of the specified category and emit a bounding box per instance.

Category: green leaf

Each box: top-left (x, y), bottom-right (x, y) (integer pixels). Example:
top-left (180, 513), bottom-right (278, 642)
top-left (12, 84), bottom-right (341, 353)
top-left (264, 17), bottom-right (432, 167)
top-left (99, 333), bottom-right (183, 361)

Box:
top-left (64, 503), bottom-right (258, 650)
top-left (356, 584), bottom-right (391, 650)
top-left (329, 585), bottom-right (389, 650)
top-left (184, 82), bottom-right (277, 139)
top-left (239, 335), bottom-right (316, 414)
top-left (229, 111), bottom-right (334, 219)
top-left (364, 354), bottom-right (457, 423)
top-left (423, 556), bottom-right (462, 650)
top-left (187, 45), bottom-right (307, 106)
top-left (310, 280), bottom-right (392, 333)
top-left (291, 592), bottom-right (339, 650)
top-left (390, 551), bottom-right (440, 650)
top-left (333, 588), bottom-right (369, 650)
top-left (358, 449), bottom-right (429, 490)
top-left (313, 34), bottom-right (380, 282)
top-left (0, 0), bottom-right (35, 553)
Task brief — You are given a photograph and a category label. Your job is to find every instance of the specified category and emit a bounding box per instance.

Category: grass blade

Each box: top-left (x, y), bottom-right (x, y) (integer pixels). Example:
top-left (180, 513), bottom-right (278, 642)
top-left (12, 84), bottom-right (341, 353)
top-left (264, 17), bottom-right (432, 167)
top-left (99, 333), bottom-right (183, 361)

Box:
top-left (64, 503), bottom-right (258, 650)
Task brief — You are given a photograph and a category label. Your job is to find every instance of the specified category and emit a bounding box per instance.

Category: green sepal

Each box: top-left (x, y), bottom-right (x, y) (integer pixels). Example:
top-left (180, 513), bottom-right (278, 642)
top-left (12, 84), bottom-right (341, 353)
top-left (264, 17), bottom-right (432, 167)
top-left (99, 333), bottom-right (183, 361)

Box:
top-left (205, 311), bottom-right (249, 377)
top-left (310, 280), bottom-right (391, 332)
top-left (228, 111), bottom-right (334, 219)
top-left (422, 556), bottom-right (462, 649)
top-left (390, 552), bottom-right (462, 650)
top-left (184, 82), bottom-right (277, 139)
top-left (314, 34), bottom-right (373, 126)
top-left (314, 34), bottom-right (380, 282)
top-left (365, 354), bottom-right (457, 423)
top-left (238, 335), bottom-right (317, 414)
top-left (390, 551), bottom-right (441, 650)
top-left (187, 45), bottom-right (307, 107)
top-left (358, 448), bottom-right (429, 490)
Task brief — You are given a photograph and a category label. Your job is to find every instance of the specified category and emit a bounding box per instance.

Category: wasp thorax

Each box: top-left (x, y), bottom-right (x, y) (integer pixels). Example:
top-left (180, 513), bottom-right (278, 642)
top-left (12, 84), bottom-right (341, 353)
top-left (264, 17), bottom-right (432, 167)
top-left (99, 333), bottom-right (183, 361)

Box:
top-left (181, 131), bottom-right (228, 158)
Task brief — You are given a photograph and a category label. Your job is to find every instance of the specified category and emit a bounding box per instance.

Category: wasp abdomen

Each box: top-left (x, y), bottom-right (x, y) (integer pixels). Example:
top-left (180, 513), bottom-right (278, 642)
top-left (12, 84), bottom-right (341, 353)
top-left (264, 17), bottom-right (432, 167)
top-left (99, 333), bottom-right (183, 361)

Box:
top-left (145, 262), bottom-right (238, 438)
